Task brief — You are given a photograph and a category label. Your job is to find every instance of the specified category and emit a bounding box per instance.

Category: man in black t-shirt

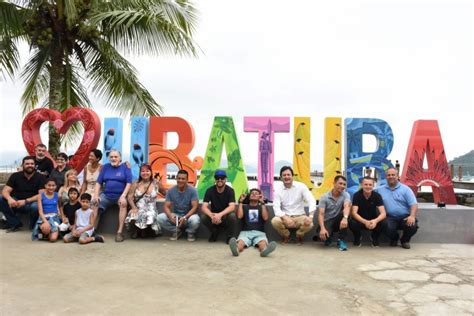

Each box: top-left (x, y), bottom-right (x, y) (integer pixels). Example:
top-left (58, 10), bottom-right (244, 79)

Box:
top-left (34, 144), bottom-right (54, 176)
top-left (349, 177), bottom-right (386, 247)
top-left (228, 188), bottom-right (277, 257)
top-left (0, 156), bottom-right (46, 232)
top-left (201, 170), bottom-right (237, 243)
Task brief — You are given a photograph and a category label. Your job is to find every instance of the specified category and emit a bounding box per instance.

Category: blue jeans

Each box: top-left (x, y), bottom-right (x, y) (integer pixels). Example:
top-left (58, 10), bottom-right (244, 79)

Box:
top-left (0, 196), bottom-right (39, 229)
top-left (381, 216), bottom-right (419, 243)
top-left (157, 213), bottom-right (200, 234)
top-left (98, 193), bottom-right (119, 214)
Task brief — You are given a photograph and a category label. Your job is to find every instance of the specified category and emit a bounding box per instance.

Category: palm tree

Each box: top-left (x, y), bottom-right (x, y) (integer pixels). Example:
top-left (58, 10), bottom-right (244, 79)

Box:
top-left (0, 0), bottom-right (198, 155)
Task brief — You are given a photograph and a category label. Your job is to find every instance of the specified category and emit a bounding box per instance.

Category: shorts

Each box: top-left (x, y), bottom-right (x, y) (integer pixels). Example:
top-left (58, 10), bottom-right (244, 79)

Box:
top-left (237, 230), bottom-right (268, 247)
top-left (64, 231), bottom-right (93, 242)
top-left (98, 193), bottom-right (120, 214)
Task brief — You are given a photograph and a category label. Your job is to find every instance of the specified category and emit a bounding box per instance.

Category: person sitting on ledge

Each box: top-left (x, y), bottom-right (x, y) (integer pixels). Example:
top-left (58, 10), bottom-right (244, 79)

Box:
top-left (349, 177), bottom-right (386, 247)
top-left (158, 169), bottom-right (200, 241)
top-left (376, 167), bottom-right (418, 249)
top-left (33, 143), bottom-right (54, 177)
top-left (271, 166), bottom-right (316, 245)
top-left (1, 156), bottom-right (46, 232)
top-left (229, 188), bottom-right (277, 257)
top-left (126, 164), bottom-right (166, 239)
top-left (317, 175), bottom-right (351, 251)
top-left (201, 170), bottom-right (237, 243)
top-left (92, 150), bottom-right (132, 242)
top-left (48, 152), bottom-right (71, 190)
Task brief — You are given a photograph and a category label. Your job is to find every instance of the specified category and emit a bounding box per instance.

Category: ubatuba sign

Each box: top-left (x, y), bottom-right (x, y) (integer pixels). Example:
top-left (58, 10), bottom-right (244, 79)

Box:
top-left (21, 108), bottom-right (456, 204)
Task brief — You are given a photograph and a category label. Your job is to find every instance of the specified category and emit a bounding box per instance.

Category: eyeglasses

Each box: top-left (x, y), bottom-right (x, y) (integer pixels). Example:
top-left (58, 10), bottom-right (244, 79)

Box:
top-left (214, 176), bottom-right (226, 180)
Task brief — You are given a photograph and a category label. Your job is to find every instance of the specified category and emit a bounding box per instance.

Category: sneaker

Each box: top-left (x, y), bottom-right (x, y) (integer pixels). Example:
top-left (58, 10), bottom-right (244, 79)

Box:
top-left (370, 237), bottom-right (380, 248)
top-left (170, 230), bottom-right (182, 241)
top-left (229, 237), bottom-right (239, 256)
top-left (208, 231), bottom-right (218, 242)
top-left (324, 236), bottom-right (333, 247)
top-left (296, 236), bottom-right (304, 245)
top-left (280, 236), bottom-right (290, 245)
top-left (261, 241), bottom-right (277, 257)
top-left (353, 238), bottom-right (361, 247)
top-left (94, 235), bottom-right (105, 243)
top-left (337, 239), bottom-right (348, 251)
top-left (115, 233), bottom-right (124, 242)
top-left (187, 233), bottom-right (196, 242)
top-left (6, 226), bottom-right (21, 233)
top-left (401, 242), bottom-right (411, 249)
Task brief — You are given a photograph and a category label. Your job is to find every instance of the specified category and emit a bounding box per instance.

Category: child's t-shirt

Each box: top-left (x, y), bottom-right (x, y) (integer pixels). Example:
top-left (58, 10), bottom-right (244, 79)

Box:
top-left (75, 208), bottom-right (94, 236)
top-left (63, 202), bottom-right (81, 225)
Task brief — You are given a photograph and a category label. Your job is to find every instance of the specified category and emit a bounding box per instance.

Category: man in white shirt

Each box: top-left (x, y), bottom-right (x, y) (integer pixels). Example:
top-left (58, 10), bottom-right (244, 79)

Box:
top-left (271, 166), bottom-right (316, 245)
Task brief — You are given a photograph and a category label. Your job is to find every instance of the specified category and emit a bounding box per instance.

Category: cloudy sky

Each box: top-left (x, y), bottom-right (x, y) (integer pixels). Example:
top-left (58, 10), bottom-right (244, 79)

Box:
top-left (1, 0), bottom-right (473, 168)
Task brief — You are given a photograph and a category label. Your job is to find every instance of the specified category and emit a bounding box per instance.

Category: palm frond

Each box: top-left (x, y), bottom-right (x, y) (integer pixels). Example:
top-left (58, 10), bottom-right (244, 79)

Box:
top-left (0, 1), bottom-right (28, 38)
top-left (91, 0), bottom-right (199, 57)
top-left (84, 38), bottom-right (162, 117)
top-left (19, 46), bottom-right (51, 114)
top-left (62, 0), bottom-right (78, 27)
top-left (0, 36), bottom-right (20, 79)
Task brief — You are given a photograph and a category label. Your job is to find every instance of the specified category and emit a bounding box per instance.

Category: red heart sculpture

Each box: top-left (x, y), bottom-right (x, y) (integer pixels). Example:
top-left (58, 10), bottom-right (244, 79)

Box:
top-left (22, 108), bottom-right (101, 173)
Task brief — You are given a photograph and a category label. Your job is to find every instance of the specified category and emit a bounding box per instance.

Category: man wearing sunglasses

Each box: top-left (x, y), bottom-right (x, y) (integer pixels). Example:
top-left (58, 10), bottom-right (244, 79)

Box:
top-left (201, 170), bottom-right (237, 243)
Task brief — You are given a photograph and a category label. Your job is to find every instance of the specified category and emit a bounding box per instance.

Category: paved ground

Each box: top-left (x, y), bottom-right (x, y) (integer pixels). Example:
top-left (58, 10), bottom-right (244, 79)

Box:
top-left (1, 231), bottom-right (473, 315)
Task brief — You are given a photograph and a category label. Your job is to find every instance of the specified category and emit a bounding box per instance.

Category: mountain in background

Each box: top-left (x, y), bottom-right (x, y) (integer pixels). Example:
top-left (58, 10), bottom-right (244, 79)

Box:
top-left (448, 150), bottom-right (474, 177)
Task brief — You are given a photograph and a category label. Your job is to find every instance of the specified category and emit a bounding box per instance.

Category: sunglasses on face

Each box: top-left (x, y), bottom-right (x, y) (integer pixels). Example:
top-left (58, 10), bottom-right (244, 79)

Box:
top-left (214, 176), bottom-right (226, 180)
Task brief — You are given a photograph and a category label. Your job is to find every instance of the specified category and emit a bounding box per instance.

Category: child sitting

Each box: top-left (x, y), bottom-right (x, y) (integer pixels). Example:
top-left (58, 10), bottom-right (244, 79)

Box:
top-left (63, 193), bottom-right (104, 244)
top-left (32, 179), bottom-right (67, 242)
top-left (229, 188), bottom-right (277, 257)
top-left (59, 187), bottom-right (81, 232)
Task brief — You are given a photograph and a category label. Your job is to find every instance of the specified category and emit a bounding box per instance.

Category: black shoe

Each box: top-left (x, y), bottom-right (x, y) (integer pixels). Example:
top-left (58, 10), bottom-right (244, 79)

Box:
top-left (371, 238), bottom-right (380, 248)
top-left (6, 226), bottom-right (20, 233)
top-left (225, 236), bottom-right (232, 244)
top-left (0, 220), bottom-right (9, 229)
top-left (390, 239), bottom-right (398, 247)
top-left (353, 238), bottom-right (361, 247)
top-left (208, 231), bottom-right (218, 242)
top-left (94, 235), bottom-right (105, 243)
top-left (312, 235), bottom-right (319, 242)
top-left (401, 242), bottom-right (411, 249)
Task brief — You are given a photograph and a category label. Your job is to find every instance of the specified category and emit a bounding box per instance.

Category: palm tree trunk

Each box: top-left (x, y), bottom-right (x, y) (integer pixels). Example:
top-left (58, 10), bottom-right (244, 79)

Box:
top-left (48, 46), bottom-right (63, 157)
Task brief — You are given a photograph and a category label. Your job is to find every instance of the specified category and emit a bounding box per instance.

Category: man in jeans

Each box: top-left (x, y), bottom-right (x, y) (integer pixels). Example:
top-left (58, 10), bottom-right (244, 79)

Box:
top-left (0, 156), bottom-right (46, 232)
top-left (317, 175), bottom-right (351, 251)
top-left (377, 167), bottom-right (418, 249)
top-left (349, 177), bottom-right (386, 247)
top-left (271, 166), bottom-right (316, 245)
top-left (201, 170), bottom-right (237, 243)
top-left (158, 170), bottom-right (200, 241)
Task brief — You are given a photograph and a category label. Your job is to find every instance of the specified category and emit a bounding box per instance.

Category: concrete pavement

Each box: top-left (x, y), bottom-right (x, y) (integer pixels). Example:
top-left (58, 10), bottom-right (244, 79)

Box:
top-left (1, 231), bottom-right (473, 315)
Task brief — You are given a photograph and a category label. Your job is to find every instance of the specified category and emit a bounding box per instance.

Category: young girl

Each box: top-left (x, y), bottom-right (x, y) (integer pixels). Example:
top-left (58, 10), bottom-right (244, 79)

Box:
top-left (58, 169), bottom-right (81, 206)
top-left (32, 179), bottom-right (67, 242)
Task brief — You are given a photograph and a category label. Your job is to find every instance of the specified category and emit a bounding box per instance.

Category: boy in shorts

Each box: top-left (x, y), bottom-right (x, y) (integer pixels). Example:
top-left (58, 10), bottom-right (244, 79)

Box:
top-left (63, 193), bottom-right (104, 244)
top-left (229, 188), bottom-right (277, 257)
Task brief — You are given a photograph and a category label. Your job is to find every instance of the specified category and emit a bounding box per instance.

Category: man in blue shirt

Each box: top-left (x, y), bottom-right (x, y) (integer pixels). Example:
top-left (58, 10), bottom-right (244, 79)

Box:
top-left (93, 150), bottom-right (132, 242)
top-left (377, 168), bottom-right (418, 249)
top-left (158, 170), bottom-right (200, 241)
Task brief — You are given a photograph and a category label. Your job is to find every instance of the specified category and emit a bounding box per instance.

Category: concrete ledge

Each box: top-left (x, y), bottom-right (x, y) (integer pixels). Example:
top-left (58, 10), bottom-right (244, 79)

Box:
top-left (96, 202), bottom-right (474, 244)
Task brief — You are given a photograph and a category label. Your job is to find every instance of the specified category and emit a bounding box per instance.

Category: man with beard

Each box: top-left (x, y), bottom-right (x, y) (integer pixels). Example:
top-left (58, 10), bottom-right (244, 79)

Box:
top-left (0, 156), bottom-right (47, 232)
top-left (34, 144), bottom-right (54, 177)
top-left (201, 170), bottom-right (237, 243)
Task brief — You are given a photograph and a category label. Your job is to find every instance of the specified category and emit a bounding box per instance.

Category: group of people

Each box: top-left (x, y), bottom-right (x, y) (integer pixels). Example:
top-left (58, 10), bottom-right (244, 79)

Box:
top-left (0, 143), bottom-right (419, 257)
top-left (270, 166), bottom-right (418, 250)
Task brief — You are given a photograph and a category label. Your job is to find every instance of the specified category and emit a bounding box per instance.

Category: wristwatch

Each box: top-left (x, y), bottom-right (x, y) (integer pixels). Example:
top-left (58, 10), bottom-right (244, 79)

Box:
top-left (343, 215), bottom-right (349, 219)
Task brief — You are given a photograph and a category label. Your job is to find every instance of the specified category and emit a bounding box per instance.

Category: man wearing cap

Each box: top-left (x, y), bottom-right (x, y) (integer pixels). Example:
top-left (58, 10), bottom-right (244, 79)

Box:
top-left (201, 170), bottom-right (237, 243)
top-left (271, 166), bottom-right (316, 245)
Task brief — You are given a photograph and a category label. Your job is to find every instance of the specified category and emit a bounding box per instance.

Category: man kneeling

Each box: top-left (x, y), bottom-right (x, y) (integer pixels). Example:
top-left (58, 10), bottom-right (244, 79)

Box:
top-left (229, 189), bottom-right (277, 257)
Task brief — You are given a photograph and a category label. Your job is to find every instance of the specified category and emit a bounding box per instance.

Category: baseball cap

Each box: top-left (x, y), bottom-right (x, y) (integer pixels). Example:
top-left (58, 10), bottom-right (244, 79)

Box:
top-left (214, 170), bottom-right (227, 178)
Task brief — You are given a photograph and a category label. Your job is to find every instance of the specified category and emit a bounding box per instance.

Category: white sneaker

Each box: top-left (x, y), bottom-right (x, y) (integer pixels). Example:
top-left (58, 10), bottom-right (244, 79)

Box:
top-left (187, 233), bottom-right (196, 242)
top-left (170, 230), bottom-right (182, 241)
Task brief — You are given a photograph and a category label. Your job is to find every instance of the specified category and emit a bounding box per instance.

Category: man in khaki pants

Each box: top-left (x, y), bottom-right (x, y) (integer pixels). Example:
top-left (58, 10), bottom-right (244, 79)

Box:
top-left (271, 166), bottom-right (316, 245)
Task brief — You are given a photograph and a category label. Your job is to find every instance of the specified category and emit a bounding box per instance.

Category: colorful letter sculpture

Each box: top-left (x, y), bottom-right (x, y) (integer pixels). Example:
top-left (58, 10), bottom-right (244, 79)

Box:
top-left (292, 117), bottom-right (314, 194)
top-left (21, 108), bottom-right (101, 173)
top-left (244, 116), bottom-right (290, 200)
top-left (198, 117), bottom-right (248, 200)
top-left (345, 118), bottom-right (394, 195)
top-left (102, 118), bottom-right (123, 163)
top-left (149, 117), bottom-right (200, 189)
top-left (401, 120), bottom-right (456, 204)
top-left (130, 117), bottom-right (149, 180)
top-left (315, 117), bottom-right (342, 199)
